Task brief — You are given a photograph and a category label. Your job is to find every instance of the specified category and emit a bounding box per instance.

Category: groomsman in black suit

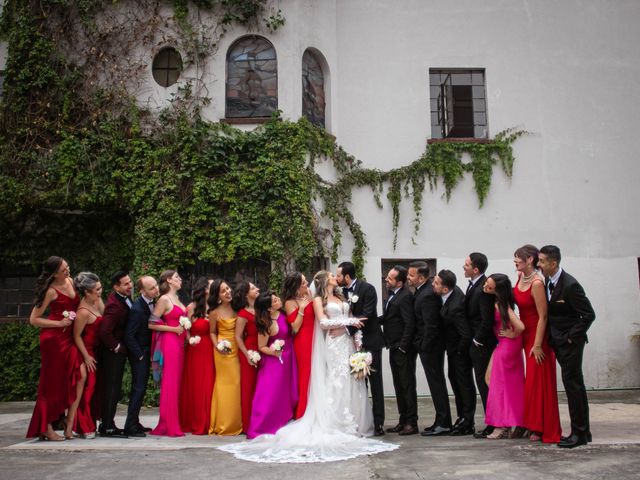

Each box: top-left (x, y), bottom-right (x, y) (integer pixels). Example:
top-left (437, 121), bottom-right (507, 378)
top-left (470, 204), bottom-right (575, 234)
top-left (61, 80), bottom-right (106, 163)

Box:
top-left (408, 261), bottom-right (452, 436)
top-left (98, 271), bottom-right (133, 438)
top-left (538, 245), bottom-right (595, 448)
top-left (432, 269), bottom-right (476, 436)
top-left (462, 252), bottom-right (497, 438)
top-left (123, 275), bottom-right (158, 437)
top-left (380, 265), bottom-right (418, 435)
top-left (337, 261), bottom-right (386, 436)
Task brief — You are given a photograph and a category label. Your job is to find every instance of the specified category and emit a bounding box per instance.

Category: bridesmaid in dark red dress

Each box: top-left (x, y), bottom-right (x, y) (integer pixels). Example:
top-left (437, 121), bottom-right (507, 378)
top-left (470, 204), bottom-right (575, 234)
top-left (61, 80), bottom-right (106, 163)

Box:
top-left (233, 280), bottom-right (260, 433)
top-left (72, 272), bottom-right (105, 438)
top-left (513, 245), bottom-right (561, 443)
top-left (26, 256), bottom-right (82, 440)
top-left (180, 277), bottom-right (216, 434)
top-left (282, 272), bottom-right (314, 419)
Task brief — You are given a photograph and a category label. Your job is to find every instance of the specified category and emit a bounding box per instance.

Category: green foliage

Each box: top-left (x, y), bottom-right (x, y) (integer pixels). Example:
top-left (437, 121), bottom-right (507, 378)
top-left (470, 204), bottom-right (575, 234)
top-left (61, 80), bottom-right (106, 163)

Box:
top-left (0, 323), bottom-right (41, 400)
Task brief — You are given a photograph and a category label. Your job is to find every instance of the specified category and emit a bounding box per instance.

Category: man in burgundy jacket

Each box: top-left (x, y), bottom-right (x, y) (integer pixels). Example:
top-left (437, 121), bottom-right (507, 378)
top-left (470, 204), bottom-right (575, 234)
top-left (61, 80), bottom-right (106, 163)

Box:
top-left (98, 270), bottom-right (133, 438)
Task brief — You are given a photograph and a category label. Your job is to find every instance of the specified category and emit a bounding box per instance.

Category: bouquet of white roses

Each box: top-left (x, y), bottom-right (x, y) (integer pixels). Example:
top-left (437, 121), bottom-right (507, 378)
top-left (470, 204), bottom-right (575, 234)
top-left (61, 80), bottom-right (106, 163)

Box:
top-left (188, 335), bottom-right (201, 345)
top-left (349, 351), bottom-right (373, 380)
top-left (247, 349), bottom-right (261, 366)
top-left (179, 316), bottom-right (192, 330)
top-left (217, 339), bottom-right (232, 353)
top-left (271, 339), bottom-right (285, 364)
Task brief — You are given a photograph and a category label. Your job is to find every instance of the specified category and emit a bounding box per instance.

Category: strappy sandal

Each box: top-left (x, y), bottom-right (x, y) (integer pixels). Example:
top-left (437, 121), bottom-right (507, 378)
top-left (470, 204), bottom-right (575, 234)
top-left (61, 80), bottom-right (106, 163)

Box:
top-left (487, 427), bottom-right (510, 439)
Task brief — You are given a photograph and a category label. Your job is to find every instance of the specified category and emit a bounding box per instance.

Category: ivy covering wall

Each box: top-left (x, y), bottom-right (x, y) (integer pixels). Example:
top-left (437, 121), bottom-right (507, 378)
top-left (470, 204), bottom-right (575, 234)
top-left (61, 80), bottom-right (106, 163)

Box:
top-left (0, 0), bottom-right (524, 283)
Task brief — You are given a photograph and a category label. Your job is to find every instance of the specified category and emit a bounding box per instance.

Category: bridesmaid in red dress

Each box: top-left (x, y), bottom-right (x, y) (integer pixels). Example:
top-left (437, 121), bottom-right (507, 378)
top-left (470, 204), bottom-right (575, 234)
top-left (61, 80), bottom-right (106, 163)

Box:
top-left (26, 256), bottom-right (82, 440)
top-left (233, 280), bottom-right (260, 433)
top-left (513, 245), bottom-right (561, 443)
top-left (282, 272), bottom-right (314, 419)
top-left (179, 277), bottom-right (215, 434)
top-left (72, 272), bottom-right (105, 438)
top-left (149, 270), bottom-right (187, 437)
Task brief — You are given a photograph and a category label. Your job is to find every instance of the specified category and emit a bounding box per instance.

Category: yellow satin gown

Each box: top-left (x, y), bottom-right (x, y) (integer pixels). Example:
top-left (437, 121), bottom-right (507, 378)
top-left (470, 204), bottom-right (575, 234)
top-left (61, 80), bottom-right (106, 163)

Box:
top-left (209, 317), bottom-right (242, 435)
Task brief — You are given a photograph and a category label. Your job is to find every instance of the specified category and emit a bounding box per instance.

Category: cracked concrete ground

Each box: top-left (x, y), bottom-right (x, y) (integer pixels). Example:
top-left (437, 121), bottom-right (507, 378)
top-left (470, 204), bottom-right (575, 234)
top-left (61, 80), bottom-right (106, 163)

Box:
top-left (1, 390), bottom-right (638, 480)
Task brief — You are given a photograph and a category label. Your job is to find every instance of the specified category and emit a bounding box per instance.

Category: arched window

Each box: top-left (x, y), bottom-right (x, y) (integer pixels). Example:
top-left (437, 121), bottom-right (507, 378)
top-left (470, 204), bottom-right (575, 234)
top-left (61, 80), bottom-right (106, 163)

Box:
top-left (226, 36), bottom-right (277, 118)
top-left (302, 49), bottom-right (326, 128)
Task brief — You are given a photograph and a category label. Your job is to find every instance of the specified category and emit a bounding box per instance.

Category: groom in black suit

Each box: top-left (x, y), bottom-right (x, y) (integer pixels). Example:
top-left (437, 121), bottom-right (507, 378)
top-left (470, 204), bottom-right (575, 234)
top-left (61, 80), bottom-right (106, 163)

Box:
top-left (539, 245), bottom-right (595, 448)
top-left (432, 269), bottom-right (476, 436)
top-left (123, 275), bottom-right (158, 437)
top-left (380, 265), bottom-right (418, 435)
top-left (337, 261), bottom-right (385, 436)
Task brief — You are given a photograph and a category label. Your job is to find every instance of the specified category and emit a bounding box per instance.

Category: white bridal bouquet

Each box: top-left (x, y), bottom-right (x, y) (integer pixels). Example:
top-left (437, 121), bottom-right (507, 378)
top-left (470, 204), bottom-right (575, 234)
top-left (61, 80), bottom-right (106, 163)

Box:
top-left (247, 349), bottom-right (261, 366)
top-left (217, 339), bottom-right (232, 353)
top-left (188, 335), bottom-right (201, 345)
top-left (62, 310), bottom-right (76, 332)
top-left (271, 339), bottom-right (285, 364)
top-left (349, 351), bottom-right (373, 380)
top-left (179, 316), bottom-right (192, 330)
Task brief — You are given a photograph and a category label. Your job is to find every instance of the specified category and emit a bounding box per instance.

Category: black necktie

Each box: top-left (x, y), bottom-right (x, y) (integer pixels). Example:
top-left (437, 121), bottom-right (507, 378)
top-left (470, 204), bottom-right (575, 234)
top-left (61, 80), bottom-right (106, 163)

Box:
top-left (466, 280), bottom-right (473, 295)
top-left (548, 281), bottom-right (555, 295)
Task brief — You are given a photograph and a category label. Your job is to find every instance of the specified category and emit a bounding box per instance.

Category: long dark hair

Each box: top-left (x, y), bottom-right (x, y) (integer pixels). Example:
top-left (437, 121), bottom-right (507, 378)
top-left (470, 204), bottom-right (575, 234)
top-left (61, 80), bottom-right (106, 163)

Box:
top-left (254, 291), bottom-right (274, 335)
top-left (282, 272), bottom-right (302, 302)
top-left (489, 273), bottom-right (515, 329)
top-left (158, 269), bottom-right (177, 296)
top-left (34, 256), bottom-right (64, 307)
top-left (232, 280), bottom-right (251, 312)
top-left (191, 277), bottom-right (210, 320)
top-left (207, 279), bottom-right (224, 314)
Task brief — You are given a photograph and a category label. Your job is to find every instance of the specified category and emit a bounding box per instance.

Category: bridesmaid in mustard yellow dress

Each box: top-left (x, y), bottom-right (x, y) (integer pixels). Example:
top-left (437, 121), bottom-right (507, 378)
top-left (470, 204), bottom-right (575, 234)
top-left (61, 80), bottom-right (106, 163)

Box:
top-left (208, 279), bottom-right (242, 435)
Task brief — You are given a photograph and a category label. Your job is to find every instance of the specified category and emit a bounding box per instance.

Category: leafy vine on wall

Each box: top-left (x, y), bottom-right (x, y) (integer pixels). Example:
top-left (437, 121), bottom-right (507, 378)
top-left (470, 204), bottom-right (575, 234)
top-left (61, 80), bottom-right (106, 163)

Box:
top-left (0, 1), bottom-right (524, 284)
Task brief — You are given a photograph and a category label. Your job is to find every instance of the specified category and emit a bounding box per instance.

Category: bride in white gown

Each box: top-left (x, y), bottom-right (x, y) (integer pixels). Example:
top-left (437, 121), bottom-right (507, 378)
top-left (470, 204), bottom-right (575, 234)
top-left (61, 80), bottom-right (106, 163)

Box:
top-left (218, 271), bottom-right (398, 463)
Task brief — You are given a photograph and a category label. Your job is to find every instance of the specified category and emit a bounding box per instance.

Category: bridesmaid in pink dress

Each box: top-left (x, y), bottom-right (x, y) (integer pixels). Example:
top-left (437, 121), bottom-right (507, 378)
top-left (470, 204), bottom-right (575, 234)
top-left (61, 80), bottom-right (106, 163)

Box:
top-left (26, 257), bottom-right (82, 441)
top-left (149, 270), bottom-right (187, 437)
top-left (483, 274), bottom-right (525, 439)
top-left (72, 272), bottom-right (105, 438)
top-left (246, 292), bottom-right (298, 439)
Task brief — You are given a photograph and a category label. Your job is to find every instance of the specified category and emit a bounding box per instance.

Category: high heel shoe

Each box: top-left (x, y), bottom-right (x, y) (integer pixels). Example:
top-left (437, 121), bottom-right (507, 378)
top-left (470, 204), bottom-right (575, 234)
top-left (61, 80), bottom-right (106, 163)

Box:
top-left (487, 427), bottom-right (510, 439)
top-left (529, 432), bottom-right (542, 442)
top-left (64, 431), bottom-right (75, 440)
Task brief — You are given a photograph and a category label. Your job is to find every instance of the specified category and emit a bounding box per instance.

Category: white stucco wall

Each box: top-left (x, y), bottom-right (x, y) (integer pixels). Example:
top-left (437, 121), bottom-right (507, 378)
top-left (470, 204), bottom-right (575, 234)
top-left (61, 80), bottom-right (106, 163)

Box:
top-left (137, 0), bottom-right (640, 393)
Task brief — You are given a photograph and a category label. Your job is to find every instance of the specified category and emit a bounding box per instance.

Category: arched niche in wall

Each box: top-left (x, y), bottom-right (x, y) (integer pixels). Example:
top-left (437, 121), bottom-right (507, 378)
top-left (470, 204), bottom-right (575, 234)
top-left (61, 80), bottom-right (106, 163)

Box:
top-left (226, 35), bottom-right (278, 119)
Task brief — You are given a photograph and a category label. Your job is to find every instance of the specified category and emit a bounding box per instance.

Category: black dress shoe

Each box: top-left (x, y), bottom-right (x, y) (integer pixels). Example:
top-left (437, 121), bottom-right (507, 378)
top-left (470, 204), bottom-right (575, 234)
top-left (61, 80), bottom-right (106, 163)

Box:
top-left (399, 425), bottom-right (419, 436)
top-left (473, 425), bottom-right (494, 439)
top-left (124, 427), bottom-right (146, 437)
top-left (451, 420), bottom-right (475, 436)
top-left (373, 425), bottom-right (385, 436)
top-left (452, 417), bottom-right (464, 429)
top-left (138, 424), bottom-right (152, 433)
top-left (100, 428), bottom-right (129, 438)
top-left (558, 433), bottom-right (588, 448)
top-left (423, 423), bottom-right (436, 433)
top-left (561, 432), bottom-right (592, 443)
top-left (421, 425), bottom-right (451, 436)
top-left (386, 423), bottom-right (404, 433)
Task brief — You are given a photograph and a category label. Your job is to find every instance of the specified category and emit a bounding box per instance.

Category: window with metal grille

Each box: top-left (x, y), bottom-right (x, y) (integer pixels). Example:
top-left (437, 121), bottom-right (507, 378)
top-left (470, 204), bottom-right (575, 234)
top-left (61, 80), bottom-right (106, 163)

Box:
top-left (430, 69), bottom-right (487, 139)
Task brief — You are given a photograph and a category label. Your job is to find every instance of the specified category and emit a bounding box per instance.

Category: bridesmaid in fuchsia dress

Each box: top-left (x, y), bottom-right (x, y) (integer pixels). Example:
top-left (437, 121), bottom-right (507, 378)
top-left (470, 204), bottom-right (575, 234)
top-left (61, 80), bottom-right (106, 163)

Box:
top-left (149, 270), bottom-right (187, 437)
top-left (247, 292), bottom-right (298, 439)
top-left (483, 274), bottom-right (525, 439)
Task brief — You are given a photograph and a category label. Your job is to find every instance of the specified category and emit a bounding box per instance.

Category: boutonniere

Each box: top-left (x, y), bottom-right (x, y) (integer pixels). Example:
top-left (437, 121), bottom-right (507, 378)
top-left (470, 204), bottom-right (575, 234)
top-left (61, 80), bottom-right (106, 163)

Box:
top-left (348, 292), bottom-right (359, 304)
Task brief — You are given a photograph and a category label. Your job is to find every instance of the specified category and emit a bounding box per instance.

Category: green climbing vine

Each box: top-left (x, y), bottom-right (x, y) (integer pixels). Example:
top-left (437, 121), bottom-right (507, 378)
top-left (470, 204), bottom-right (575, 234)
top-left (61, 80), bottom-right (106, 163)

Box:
top-left (0, 0), bottom-right (525, 285)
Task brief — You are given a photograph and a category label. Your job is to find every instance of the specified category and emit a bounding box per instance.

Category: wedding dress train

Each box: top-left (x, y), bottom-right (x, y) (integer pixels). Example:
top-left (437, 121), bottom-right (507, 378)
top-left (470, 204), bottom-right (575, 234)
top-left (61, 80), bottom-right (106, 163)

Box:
top-left (218, 301), bottom-right (398, 463)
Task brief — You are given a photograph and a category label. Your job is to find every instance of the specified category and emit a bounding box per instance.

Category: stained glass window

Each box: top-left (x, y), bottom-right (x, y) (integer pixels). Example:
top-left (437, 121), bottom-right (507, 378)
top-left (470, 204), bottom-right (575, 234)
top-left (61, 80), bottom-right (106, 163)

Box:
top-left (302, 49), bottom-right (326, 128)
top-left (226, 36), bottom-right (277, 118)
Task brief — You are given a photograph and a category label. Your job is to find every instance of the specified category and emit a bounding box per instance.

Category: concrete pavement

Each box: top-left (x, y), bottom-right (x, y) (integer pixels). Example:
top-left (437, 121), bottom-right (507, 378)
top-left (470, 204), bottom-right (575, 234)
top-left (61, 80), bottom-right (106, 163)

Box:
top-left (1, 390), bottom-right (639, 479)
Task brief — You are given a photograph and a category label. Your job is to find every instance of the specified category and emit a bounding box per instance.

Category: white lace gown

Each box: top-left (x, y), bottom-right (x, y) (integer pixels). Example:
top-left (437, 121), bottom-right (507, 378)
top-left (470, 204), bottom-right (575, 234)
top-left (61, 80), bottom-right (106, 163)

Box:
top-left (218, 301), bottom-right (398, 463)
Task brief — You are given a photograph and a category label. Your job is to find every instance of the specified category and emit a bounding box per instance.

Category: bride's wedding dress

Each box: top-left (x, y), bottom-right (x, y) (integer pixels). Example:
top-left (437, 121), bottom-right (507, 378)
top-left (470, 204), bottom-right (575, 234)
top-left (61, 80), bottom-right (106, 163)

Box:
top-left (218, 301), bottom-right (398, 463)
